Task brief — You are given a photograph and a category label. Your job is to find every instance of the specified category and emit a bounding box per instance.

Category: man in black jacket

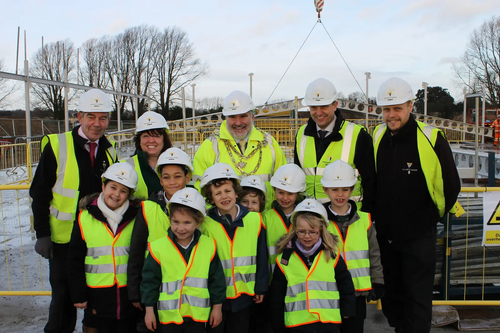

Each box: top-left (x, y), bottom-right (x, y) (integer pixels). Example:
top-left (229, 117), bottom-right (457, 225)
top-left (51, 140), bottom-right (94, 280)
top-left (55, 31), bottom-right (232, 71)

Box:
top-left (373, 77), bottom-right (460, 333)
top-left (294, 78), bottom-right (376, 216)
top-left (30, 89), bottom-right (117, 333)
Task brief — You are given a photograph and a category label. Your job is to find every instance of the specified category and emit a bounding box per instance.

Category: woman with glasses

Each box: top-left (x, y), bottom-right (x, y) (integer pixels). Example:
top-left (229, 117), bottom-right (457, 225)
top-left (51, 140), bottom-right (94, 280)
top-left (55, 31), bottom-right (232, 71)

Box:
top-left (268, 199), bottom-right (355, 333)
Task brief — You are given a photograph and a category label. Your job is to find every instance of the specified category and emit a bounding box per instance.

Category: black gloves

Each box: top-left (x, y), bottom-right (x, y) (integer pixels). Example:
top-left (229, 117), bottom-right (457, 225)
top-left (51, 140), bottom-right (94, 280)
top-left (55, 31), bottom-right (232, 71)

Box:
top-left (366, 283), bottom-right (384, 302)
top-left (35, 236), bottom-right (53, 259)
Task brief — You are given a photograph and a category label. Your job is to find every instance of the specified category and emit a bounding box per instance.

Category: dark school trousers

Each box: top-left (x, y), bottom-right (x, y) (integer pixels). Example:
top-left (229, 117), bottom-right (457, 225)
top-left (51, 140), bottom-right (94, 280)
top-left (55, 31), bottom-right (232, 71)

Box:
top-left (205, 306), bottom-right (250, 333)
top-left (378, 234), bottom-right (436, 333)
top-left (159, 321), bottom-right (205, 333)
top-left (44, 242), bottom-right (77, 333)
top-left (340, 295), bottom-right (367, 333)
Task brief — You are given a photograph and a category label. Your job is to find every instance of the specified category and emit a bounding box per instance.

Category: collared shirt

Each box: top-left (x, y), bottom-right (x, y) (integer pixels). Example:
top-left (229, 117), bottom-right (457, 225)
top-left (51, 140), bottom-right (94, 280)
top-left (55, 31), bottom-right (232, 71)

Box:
top-left (315, 114), bottom-right (336, 138)
top-left (177, 235), bottom-right (195, 250)
top-left (328, 203), bottom-right (352, 216)
top-left (216, 204), bottom-right (241, 220)
top-left (78, 126), bottom-right (99, 158)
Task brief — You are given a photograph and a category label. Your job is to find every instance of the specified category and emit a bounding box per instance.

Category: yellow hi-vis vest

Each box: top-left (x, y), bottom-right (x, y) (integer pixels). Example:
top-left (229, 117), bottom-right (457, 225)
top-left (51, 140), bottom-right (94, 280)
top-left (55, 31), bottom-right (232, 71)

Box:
top-left (373, 121), bottom-right (449, 217)
top-left (262, 208), bottom-right (292, 280)
top-left (122, 155), bottom-right (149, 200)
top-left (201, 212), bottom-right (262, 298)
top-left (78, 209), bottom-right (133, 288)
top-left (327, 211), bottom-right (372, 291)
top-left (141, 200), bottom-right (170, 243)
top-left (296, 121), bottom-right (363, 205)
top-left (43, 132), bottom-right (116, 244)
top-left (276, 250), bottom-right (341, 327)
top-left (149, 234), bottom-right (216, 324)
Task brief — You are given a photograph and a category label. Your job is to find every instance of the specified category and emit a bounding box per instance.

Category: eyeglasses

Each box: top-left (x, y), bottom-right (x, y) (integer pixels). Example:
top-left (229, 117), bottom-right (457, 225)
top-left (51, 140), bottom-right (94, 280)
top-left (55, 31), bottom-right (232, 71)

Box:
top-left (296, 230), bottom-right (320, 237)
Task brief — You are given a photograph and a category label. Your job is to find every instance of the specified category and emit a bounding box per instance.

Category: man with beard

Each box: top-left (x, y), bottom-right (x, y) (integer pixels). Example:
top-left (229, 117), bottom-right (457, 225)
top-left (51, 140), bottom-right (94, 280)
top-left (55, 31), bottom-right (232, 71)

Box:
top-left (193, 90), bottom-right (286, 208)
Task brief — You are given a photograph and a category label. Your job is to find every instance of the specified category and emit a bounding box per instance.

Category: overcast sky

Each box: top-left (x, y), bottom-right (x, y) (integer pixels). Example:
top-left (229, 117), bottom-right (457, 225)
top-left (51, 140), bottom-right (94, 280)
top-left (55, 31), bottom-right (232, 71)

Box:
top-left (0, 0), bottom-right (497, 107)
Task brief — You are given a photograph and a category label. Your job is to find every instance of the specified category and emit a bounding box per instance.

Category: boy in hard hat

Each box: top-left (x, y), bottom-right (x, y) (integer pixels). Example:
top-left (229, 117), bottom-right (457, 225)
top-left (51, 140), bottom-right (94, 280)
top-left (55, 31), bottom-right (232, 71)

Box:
top-left (321, 160), bottom-right (384, 333)
top-left (140, 188), bottom-right (226, 333)
top-left (239, 176), bottom-right (267, 213)
top-left (199, 163), bottom-right (268, 333)
top-left (269, 199), bottom-right (355, 333)
top-left (128, 147), bottom-right (193, 330)
top-left (67, 162), bottom-right (141, 333)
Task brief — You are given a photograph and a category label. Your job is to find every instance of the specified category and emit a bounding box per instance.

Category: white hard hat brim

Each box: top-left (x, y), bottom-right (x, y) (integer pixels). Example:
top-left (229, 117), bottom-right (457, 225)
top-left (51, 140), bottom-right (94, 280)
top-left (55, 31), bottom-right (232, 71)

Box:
top-left (303, 96), bottom-right (336, 107)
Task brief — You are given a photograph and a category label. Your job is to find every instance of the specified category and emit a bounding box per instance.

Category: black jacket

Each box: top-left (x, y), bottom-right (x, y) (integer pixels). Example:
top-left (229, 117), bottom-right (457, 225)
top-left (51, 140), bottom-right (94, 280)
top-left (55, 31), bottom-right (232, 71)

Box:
top-left (269, 239), bottom-right (356, 333)
top-left (294, 111), bottom-right (376, 217)
top-left (375, 115), bottom-right (461, 242)
top-left (67, 193), bottom-right (140, 319)
top-left (127, 190), bottom-right (168, 302)
top-left (30, 126), bottom-right (116, 240)
top-left (206, 203), bottom-right (269, 313)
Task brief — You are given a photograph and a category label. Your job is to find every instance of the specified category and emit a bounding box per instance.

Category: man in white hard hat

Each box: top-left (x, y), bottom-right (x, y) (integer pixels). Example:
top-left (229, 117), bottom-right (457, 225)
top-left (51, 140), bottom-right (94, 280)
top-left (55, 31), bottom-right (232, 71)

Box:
top-left (294, 78), bottom-right (376, 215)
top-left (373, 77), bottom-right (460, 333)
top-left (193, 90), bottom-right (286, 207)
top-left (30, 88), bottom-right (117, 333)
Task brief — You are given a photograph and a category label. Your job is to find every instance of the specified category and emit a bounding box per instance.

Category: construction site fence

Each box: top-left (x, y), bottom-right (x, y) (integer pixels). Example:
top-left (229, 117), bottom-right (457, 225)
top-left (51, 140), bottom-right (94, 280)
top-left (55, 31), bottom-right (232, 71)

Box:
top-left (1, 180), bottom-right (499, 307)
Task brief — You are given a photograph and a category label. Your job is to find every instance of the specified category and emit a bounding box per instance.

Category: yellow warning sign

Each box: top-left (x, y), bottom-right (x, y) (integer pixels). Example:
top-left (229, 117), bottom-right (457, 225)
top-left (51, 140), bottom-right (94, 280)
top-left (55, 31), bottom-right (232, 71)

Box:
top-left (487, 201), bottom-right (500, 225)
top-left (485, 231), bottom-right (500, 245)
top-left (454, 201), bottom-right (465, 218)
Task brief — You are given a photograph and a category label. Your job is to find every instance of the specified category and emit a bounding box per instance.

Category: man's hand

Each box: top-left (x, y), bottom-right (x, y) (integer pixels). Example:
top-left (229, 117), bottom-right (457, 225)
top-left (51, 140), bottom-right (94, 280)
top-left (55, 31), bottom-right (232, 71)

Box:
top-left (35, 237), bottom-right (53, 259)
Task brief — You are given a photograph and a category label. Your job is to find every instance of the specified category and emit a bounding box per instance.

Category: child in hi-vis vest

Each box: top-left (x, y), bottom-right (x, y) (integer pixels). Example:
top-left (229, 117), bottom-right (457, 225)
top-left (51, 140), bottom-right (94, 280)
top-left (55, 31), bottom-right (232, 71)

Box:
top-left (140, 188), bottom-right (226, 333)
top-left (269, 199), bottom-right (355, 333)
top-left (321, 160), bottom-right (384, 333)
top-left (68, 162), bottom-right (141, 333)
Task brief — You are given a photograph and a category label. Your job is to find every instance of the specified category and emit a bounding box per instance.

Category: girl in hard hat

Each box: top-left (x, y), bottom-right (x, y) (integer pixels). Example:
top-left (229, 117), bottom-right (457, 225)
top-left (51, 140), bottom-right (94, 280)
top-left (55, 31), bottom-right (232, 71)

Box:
top-left (67, 162), bottom-right (141, 333)
top-left (239, 176), bottom-right (267, 213)
top-left (140, 188), bottom-right (226, 333)
top-left (269, 199), bottom-right (355, 333)
top-left (124, 111), bottom-right (172, 199)
top-left (199, 163), bottom-right (269, 333)
top-left (321, 160), bottom-right (384, 333)
top-left (128, 147), bottom-right (193, 322)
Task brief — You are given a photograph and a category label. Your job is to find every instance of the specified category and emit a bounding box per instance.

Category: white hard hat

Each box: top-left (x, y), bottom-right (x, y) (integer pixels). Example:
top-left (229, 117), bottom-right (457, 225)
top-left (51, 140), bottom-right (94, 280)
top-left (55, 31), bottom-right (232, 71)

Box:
top-left (291, 199), bottom-right (329, 226)
top-left (78, 89), bottom-right (113, 112)
top-left (270, 164), bottom-right (306, 193)
top-left (156, 148), bottom-right (193, 175)
top-left (102, 163), bottom-right (138, 192)
top-left (376, 77), bottom-right (414, 106)
top-left (167, 187), bottom-right (207, 217)
top-left (199, 163), bottom-right (240, 195)
top-left (321, 160), bottom-right (357, 188)
top-left (303, 78), bottom-right (338, 106)
top-left (222, 90), bottom-right (255, 116)
top-left (240, 176), bottom-right (267, 198)
top-left (136, 111), bottom-right (169, 133)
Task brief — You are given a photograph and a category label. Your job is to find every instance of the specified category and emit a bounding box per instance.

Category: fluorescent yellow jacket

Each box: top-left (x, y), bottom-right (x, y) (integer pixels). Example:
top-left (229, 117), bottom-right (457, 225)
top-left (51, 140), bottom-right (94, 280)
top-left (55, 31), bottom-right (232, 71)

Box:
top-left (262, 207), bottom-right (292, 281)
top-left (43, 132), bottom-right (116, 244)
top-left (122, 155), bottom-right (148, 200)
top-left (149, 234), bottom-right (216, 324)
top-left (295, 122), bottom-right (363, 205)
top-left (193, 122), bottom-right (286, 208)
top-left (373, 121), bottom-right (448, 217)
top-left (328, 212), bottom-right (372, 291)
top-left (78, 210), bottom-right (133, 288)
top-left (276, 250), bottom-right (341, 327)
top-left (201, 213), bottom-right (262, 299)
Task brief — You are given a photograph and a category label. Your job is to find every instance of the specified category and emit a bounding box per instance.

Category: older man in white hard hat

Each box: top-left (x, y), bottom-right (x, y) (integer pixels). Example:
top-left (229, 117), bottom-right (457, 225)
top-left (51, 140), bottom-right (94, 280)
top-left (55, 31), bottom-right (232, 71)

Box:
top-left (373, 77), bottom-right (460, 333)
top-left (193, 90), bottom-right (286, 207)
top-left (30, 89), bottom-right (117, 333)
top-left (294, 78), bottom-right (376, 216)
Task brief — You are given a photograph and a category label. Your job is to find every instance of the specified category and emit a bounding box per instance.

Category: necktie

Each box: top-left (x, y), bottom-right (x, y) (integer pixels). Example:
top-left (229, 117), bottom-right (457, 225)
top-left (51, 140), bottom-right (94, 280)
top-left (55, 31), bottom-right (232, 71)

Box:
top-left (238, 140), bottom-right (246, 154)
top-left (318, 130), bottom-right (327, 139)
top-left (89, 142), bottom-right (97, 167)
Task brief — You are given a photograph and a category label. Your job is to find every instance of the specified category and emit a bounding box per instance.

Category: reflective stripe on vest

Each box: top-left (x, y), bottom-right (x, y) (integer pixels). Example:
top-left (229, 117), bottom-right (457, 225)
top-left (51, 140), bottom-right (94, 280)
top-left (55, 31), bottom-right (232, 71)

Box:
top-left (276, 251), bottom-right (341, 327)
top-left (79, 210), bottom-right (133, 288)
top-left (201, 212), bottom-right (262, 299)
top-left (150, 234), bottom-right (215, 324)
top-left (373, 122), bottom-right (446, 217)
top-left (327, 211), bottom-right (372, 291)
top-left (123, 155), bottom-right (148, 199)
top-left (262, 208), bottom-right (292, 282)
top-left (296, 122), bottom-right (362, 204)
top-left (44, 132), bottom-right (117, 244)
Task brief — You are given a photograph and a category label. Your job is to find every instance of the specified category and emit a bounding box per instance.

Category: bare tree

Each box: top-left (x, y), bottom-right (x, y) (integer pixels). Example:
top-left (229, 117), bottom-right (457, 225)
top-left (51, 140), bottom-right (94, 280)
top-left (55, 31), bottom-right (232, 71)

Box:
top-left (0, 59), bottom-right (18, 109)
top-left (151, 26), bottom-right (208, 117)
top-left (454, 16), bottom-right (500, 107)
top-left (198, 96), bottom-right (223, 113)
top-left (80, 37), bottom-right (110, 89)
top-left (31, 39), bottom-right (75, 119)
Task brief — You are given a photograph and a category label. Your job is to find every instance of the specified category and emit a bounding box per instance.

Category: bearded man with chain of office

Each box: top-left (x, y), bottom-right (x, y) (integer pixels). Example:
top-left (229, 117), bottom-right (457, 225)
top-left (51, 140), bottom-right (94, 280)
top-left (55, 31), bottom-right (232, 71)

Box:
top-left (193, 90), bottom-right (286, 208)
